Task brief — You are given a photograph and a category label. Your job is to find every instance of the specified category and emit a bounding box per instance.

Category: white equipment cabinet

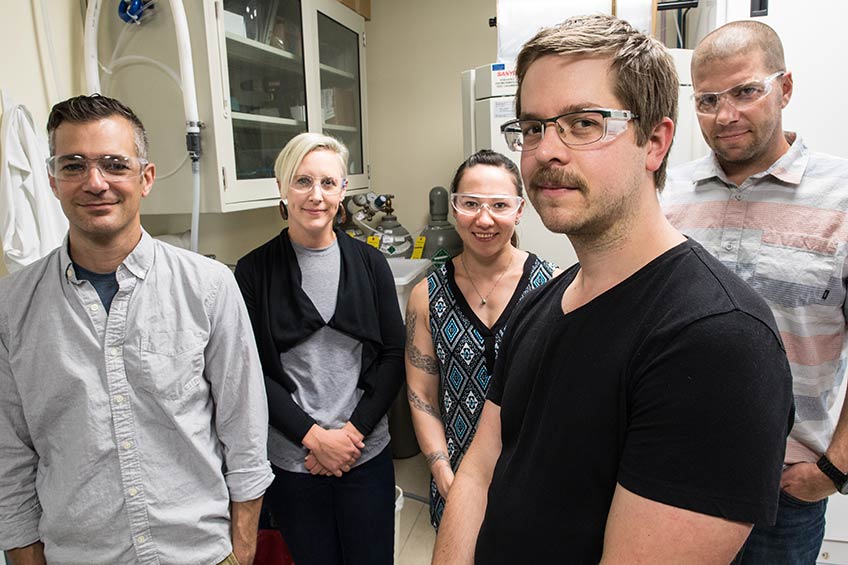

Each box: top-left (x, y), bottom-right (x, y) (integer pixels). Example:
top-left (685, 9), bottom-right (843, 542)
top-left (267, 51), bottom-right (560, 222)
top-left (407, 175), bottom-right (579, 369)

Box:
top-left (93, 0), bottom-right (368, 213)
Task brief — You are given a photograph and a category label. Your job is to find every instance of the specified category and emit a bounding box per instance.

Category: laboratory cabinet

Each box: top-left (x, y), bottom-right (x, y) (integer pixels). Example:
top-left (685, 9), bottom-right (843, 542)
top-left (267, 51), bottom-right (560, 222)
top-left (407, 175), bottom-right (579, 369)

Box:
top-left (94, 0), bottom-right (368, 213)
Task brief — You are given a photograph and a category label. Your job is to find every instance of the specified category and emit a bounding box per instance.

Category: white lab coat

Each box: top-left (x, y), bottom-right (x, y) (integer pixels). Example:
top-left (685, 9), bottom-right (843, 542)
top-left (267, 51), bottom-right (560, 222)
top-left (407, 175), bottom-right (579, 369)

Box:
top-left (0, 91), bottom-right (67, 273)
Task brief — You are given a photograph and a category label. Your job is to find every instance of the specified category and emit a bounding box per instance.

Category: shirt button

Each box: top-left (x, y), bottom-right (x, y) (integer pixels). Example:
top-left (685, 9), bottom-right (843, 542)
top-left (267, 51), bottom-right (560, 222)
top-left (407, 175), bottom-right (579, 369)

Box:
top-left (89, 303), bottom-right (99, 312)
top-left (115, 394), bottom-right (125, 404)
top-left (137, 535), bottom-right (145, 544)
top-left (110, 347), bottom-right (120, 356)
top-left (725, 243), bottom-right (734, 251)
top-left (122, 440), bottom-right (133, 450)
top-left (734, 194), bottom-right (743, 201)
top-left (128, 487), bottom-right (138, 497)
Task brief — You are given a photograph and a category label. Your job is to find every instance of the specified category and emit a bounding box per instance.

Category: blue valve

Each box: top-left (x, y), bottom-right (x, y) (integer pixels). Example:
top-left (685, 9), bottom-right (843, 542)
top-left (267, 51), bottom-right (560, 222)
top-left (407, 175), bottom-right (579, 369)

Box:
top-left (118, 0), bottom-right (147, 24)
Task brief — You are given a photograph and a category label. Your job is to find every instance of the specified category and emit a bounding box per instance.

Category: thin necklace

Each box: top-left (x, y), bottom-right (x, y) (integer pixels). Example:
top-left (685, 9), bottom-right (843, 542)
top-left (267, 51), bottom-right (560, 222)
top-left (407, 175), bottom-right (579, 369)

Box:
top-left (460, 252), bottom-right (514, 306)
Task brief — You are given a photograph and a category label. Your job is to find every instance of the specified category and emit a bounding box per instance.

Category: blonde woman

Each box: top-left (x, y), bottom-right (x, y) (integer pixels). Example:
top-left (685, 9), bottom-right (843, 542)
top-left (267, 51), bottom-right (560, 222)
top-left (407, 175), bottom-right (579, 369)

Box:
top-left (235, 132), bottom-right (404, 564)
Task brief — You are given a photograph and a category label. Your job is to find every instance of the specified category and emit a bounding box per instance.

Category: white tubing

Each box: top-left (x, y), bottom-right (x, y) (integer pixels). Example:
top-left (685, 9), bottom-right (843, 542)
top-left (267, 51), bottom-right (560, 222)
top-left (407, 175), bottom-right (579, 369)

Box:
top-left (84, 0), bottom-right (203, 253)
top-left (190, 160), bottom-right (200, 253)
top-left (168, 0), bottom-right (202, 253)
top-left (106, 55), bottom-right (182, 90)
top-left (168, 0), bottom-right (199, 126)
top-left (84, 0), bottom-right (103, 93)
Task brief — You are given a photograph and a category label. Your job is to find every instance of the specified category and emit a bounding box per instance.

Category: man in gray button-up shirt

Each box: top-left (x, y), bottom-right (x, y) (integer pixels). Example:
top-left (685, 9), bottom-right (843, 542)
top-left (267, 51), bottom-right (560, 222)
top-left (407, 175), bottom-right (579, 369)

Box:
top-left (0, 95), bottom-right (274, 565)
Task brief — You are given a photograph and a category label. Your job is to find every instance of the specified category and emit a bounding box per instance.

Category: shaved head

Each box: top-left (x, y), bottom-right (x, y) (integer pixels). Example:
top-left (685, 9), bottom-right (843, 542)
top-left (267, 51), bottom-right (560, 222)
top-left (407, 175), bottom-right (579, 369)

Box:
top-left (692, 21), bottom-right (785, 77)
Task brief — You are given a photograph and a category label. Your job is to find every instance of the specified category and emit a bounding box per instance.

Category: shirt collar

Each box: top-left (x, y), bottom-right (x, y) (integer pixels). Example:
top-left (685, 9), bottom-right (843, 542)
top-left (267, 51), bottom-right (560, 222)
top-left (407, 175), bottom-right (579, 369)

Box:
top-left (61, 229), bottom-right (155, 283)
top-left (691, 132), bottom-right (808, 188)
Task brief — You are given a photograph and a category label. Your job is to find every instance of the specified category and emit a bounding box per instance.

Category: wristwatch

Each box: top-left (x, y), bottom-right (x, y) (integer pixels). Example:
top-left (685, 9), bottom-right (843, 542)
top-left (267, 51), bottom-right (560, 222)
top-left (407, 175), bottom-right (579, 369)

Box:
top-left (817, 454), bottom-right (848, 494)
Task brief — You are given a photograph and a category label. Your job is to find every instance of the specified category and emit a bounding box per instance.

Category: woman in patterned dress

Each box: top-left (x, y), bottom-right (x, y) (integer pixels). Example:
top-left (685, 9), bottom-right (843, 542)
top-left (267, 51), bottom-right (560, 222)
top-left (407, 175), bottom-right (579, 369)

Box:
top-left (404, 149), bottom-right (560, 529)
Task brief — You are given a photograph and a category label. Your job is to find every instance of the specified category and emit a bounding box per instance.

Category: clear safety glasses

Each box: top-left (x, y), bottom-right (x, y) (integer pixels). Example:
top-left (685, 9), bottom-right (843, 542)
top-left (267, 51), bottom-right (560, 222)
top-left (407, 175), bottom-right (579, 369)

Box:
top-left (450, 193), bottom-right (524, 218)
top-left (693, 71), bottom-right (785, 115)
top-left (500, 108), bottom-right (639, 152)
top-left (47, 154), bottom-right (149, 182)
top-left (289, 174), bottom-right (348, 195)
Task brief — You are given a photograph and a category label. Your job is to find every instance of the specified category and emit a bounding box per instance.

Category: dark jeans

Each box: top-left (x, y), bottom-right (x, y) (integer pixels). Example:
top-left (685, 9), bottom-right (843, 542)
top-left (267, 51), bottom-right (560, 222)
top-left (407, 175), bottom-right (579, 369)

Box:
top-left (734, 490), bottom-right (827, 565)
top-left (265, 446), bottom-right (395, 565)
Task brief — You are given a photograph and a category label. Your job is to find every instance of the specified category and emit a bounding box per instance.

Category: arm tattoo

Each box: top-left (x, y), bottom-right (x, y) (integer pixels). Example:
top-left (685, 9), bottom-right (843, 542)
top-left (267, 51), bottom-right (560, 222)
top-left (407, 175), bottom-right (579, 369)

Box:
top-left (408, 387), bottom-right (441, 421)
top-left (405, 311), bottom-right (439, 375)
top-left (426, 450), bottom-right (450, 468)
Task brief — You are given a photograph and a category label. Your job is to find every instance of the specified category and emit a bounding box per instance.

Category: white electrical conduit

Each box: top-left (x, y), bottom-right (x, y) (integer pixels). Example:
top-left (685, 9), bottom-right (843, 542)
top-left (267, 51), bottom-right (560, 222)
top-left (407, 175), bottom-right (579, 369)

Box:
top-left (32, 0), bottom-right (61, 104)
top-left (84, 0), bottom-right (203, 252)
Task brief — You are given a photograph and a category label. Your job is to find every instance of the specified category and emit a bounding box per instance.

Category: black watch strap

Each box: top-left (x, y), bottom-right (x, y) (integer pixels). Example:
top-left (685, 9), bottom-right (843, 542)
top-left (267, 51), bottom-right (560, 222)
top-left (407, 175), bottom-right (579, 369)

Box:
top-left (817, 454), bottom-right (848, 493)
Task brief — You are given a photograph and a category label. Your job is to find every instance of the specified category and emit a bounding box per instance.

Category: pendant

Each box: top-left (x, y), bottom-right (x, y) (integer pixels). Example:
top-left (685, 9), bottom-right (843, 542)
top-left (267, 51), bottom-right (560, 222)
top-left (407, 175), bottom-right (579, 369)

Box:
top-left (480, 299), bottom-right (487, 306)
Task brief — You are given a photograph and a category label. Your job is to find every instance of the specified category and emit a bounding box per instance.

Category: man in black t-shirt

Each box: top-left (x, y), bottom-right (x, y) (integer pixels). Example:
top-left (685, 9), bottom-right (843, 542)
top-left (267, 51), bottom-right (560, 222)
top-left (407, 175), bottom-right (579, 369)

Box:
top-left (432, 14), bottom-right (794, 565)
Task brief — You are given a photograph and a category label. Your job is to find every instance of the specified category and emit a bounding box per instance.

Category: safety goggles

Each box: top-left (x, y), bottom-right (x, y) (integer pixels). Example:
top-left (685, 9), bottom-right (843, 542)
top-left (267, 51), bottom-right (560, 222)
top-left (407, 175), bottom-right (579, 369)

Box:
top-left (46, 154), bottom-right (148, 182)
top-left (289, 174), bottom-right (348, 195)
top-left (450, 193), bottom-right (524, 218)
top-left (693, 71), bottom-right (785, 114)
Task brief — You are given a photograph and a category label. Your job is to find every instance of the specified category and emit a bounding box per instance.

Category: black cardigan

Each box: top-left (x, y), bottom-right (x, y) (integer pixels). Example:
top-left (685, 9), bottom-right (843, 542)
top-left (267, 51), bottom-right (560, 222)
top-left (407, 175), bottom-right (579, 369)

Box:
top-left (234, 228), bottom-right (406, 444)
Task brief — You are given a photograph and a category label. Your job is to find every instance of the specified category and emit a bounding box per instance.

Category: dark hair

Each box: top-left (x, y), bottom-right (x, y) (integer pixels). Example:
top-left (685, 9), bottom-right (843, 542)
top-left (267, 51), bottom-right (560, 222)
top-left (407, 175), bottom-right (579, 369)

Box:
top-left (450, 149), bottom-right (523, 247)
top-left (47, 94), bottom-right (149, 159)
top-left (450, 149), bottom-right (523, 196)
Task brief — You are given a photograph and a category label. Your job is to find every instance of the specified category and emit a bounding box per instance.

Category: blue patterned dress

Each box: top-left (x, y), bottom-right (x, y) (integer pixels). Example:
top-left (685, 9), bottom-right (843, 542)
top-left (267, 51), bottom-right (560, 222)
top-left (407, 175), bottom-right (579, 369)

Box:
top-left (427, 253), bottom-right (557, 528)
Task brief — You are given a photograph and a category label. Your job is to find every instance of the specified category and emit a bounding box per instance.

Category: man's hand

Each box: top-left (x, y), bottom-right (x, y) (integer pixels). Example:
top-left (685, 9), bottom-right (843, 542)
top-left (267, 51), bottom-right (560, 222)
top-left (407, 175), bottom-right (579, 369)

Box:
top-left (7, 541), bottom-right (46, 565)
top-left (231, 497), bottom-right (263, 565)
top-left (302, 424), bottom-right (364, 477)
top-left (781, 462), bottom-right (836, 502)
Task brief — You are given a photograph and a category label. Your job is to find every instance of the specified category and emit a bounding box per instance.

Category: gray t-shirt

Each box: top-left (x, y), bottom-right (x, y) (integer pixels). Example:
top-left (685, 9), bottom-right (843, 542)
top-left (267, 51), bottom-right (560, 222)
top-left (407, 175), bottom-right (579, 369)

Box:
top-left (268, 238), bottom-right (390, 472)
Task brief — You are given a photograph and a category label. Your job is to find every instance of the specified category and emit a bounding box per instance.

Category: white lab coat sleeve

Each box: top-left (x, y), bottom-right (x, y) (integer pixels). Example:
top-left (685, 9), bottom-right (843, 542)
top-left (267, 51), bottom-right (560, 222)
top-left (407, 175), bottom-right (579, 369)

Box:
top-left (0, 91), bottom-right (68, 273)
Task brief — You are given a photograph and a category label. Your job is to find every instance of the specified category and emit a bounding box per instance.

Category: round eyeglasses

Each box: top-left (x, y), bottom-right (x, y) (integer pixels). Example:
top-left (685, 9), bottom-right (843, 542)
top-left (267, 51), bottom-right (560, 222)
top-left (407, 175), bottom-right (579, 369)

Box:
top-left (450, 193), bottom-right (524, 218)
top-left (289, 174), bottom-right (348, 195)
top-left (693, 71), bottom-right (785, 115)
top-left (500, 108), bottom-right (639, 153)
top-left (46, 154), bottom-right (149, 182)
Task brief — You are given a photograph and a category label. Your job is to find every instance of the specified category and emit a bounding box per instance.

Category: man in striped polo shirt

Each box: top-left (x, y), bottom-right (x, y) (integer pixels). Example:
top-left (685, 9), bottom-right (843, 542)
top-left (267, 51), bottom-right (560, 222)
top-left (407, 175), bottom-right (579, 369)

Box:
top-left (664, 20), bottom-right (848, 564)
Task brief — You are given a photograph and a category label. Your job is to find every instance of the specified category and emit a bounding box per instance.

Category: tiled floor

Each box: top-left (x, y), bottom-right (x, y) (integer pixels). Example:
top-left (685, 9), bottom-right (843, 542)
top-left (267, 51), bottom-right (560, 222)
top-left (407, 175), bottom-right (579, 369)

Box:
top-left (394, 453), bottom-right (436, 565)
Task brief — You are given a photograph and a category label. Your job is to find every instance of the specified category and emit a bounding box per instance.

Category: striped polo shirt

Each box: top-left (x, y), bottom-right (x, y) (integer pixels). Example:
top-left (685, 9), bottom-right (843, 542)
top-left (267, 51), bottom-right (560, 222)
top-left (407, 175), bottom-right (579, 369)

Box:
top-left (663, 135), bottom-right (848, 464)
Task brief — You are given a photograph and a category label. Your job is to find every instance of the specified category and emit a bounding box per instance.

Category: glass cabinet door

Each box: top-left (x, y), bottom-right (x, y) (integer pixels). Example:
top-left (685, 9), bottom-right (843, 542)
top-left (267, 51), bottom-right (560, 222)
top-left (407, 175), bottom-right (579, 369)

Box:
top-left (316, 13), bottom-right (363, 176)
top-left (223, 0), bottom-right (307, 180)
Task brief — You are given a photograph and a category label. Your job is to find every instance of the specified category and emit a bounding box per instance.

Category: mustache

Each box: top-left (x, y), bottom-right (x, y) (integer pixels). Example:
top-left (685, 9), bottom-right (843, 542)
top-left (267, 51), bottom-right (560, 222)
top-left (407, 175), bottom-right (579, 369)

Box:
top-left (529, 167), bottom-right (589, 192)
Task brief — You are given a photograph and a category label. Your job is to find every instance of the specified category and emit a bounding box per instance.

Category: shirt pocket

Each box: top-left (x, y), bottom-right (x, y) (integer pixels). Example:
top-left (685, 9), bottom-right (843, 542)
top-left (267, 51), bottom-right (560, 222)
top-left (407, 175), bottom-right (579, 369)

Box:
top-left (139, 330), bottom-right (205, 400)
top-left (751, 232), bottom-right (840, 307)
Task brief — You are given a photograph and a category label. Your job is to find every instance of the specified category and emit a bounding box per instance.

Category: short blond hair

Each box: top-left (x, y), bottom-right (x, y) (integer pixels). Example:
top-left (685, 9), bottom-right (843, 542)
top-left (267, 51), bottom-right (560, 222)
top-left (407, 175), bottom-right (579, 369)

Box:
top-left (515, 14), bottom-right (678, 189)
top-left (274, 132), bottom-right (349, 197)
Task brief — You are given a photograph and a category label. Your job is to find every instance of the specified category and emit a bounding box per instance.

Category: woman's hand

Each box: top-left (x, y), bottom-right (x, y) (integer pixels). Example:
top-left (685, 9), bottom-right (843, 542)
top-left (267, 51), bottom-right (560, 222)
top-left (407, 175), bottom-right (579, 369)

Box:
top-left (431, 457), bottom-right (455, 498)
top-left (302, 424), bottom-right (365, 477)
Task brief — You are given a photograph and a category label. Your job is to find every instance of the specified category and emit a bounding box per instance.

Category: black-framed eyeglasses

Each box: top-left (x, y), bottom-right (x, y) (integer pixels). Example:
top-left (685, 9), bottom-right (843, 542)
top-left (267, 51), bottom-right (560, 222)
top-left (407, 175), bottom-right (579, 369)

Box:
top-left (500, 108), bottom-right (639, 152)
top-left (693, 71), bottom-right (785, 115)
top-left (46, 154), bottom-right (149, 182)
